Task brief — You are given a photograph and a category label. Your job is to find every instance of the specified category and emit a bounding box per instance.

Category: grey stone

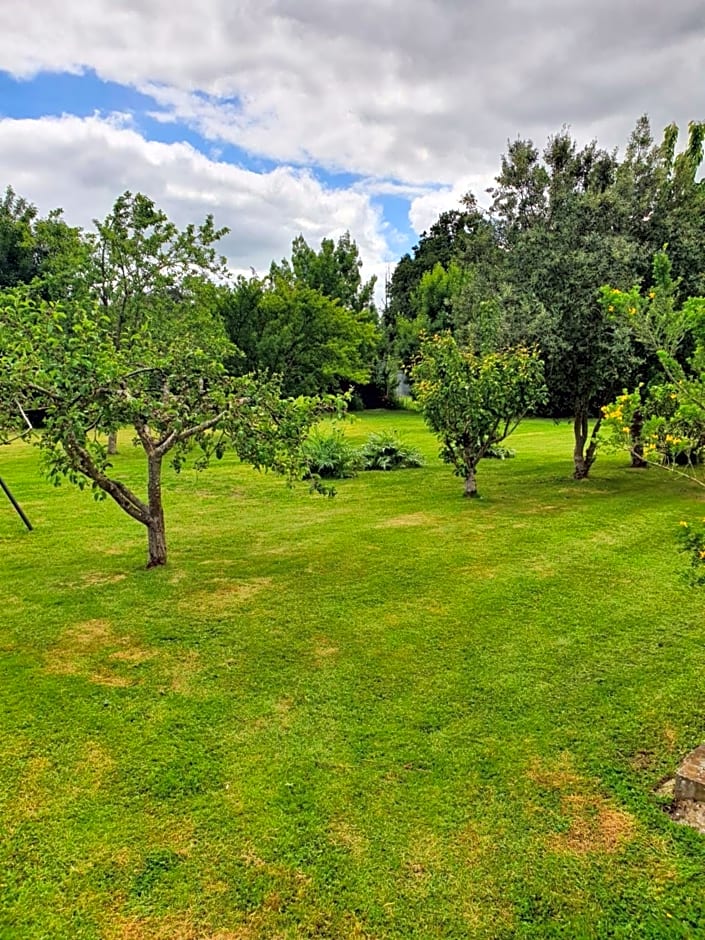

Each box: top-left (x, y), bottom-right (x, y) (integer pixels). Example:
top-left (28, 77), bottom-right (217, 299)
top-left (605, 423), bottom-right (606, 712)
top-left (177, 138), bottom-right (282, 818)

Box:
top-left (674, 745), bottom-right (705, 802)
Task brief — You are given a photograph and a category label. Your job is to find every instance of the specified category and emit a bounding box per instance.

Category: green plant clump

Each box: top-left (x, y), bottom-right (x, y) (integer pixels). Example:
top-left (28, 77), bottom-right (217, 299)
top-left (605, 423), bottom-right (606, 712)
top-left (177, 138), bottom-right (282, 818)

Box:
top-left (303, 427), bottom-right (361, 479)
top-left (676, 517), bottom-right (705, 585)
top-left (485, 444), bottom-right (516, 460)
top-left (358, 431), bottom-right (424, 470)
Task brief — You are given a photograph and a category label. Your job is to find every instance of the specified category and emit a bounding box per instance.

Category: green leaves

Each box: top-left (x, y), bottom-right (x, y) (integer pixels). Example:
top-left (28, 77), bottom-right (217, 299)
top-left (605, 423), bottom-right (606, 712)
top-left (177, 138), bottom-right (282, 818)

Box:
top-left (411, 333), bottom-right (545, 494)
top-left (0, 269), bottom-right (340, 564)
top-left (221, 272), bottom-right (379, 397)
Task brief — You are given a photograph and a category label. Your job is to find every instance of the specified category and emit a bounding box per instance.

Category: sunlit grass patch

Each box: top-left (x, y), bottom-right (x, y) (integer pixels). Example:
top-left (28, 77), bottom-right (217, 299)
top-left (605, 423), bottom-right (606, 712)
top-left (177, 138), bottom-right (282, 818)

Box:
top-left (2, 413), bottom-right (705, 937)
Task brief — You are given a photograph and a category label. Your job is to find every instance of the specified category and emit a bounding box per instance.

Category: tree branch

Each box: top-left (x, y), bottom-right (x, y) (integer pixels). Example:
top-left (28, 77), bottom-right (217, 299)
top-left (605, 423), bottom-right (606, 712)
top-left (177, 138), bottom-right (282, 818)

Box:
top-left (64, 433), bottom-right (151, 525)
top-left (155, 413), bottom-right (225, 456)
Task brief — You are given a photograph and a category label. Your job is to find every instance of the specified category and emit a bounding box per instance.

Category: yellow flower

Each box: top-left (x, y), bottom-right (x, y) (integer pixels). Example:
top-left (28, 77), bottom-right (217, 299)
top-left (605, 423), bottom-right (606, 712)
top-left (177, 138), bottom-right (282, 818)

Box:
top-left (699, 550), bottom-right (705, 559)
top-left (608, 305), bottom-right (614, 312)
top-left (628, 307), bottom-right (637, 316)
top-left (649, 291), bottom-right (656, 299)
top-left (680, 521), bottom-right (689, 527)
top-left (621, 426), bottom-right (630, 433)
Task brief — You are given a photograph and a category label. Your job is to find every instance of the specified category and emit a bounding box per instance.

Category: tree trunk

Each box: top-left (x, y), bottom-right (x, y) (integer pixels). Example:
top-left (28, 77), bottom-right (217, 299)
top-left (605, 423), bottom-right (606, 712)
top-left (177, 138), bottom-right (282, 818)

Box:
top-left (107, 430), bottom-right (118, 455)
top-left (630, 409), bottom-right (648, 468)
top-left (464, 466), bottom-right (478, 497)
top-left (573, 407), bottom-right (601, 480)
top-left (146, 453), bottom-right (167, 567)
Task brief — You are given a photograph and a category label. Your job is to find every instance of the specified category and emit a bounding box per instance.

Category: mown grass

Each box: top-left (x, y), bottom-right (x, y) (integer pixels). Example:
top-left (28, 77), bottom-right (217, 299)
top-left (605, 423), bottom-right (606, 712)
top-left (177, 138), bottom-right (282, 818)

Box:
top-left (2, 412), bottom-right (705, 939)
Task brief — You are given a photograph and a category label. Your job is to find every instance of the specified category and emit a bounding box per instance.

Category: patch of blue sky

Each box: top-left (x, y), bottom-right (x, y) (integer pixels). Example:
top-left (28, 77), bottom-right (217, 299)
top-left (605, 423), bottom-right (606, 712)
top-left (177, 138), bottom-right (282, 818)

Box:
top-left (372, 194), bottom-right (415, 253)
top-left (0, 69), bottom-right (153, 120)
top-left (0, 69), bottom-right (417, 255)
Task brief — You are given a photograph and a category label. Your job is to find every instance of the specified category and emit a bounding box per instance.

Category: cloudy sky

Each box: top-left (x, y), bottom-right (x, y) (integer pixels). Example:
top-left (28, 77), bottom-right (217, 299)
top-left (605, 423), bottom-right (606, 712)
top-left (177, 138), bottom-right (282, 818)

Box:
top-left (1, 0), bottom-right (703, 293)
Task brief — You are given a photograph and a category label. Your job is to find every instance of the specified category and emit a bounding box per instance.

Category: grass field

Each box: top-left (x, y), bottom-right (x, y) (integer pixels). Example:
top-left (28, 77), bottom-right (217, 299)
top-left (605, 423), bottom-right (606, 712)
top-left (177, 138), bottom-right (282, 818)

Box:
top-left (2, 412), bottom-right (705, 939)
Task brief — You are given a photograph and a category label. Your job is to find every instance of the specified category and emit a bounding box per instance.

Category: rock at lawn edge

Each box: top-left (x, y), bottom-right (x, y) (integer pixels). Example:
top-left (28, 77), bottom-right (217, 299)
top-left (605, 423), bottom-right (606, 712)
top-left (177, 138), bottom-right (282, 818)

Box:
top-left (674, 745), bottom-right (705, 802)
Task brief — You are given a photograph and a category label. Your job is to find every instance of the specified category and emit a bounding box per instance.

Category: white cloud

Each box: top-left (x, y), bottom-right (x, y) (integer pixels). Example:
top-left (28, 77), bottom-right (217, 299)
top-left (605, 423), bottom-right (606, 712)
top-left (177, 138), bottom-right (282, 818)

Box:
top-left (407, 173), bottom-right (497, 236)
top-left (1, 0), bottom-right (702, 186)
top-left (0, 114), bottom-right (394, 289)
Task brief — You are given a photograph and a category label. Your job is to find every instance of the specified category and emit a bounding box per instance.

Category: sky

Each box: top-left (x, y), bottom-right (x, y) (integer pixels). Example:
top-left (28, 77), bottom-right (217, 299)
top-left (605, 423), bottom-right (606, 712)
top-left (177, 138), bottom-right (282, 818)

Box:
top-left (0, 0), bottom-right (704, 298)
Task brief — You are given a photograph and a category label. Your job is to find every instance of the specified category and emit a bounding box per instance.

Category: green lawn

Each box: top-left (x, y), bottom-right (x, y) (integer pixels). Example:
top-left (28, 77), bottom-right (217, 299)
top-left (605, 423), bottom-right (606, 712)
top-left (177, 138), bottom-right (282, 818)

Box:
top-left (2, 412), bottom-right (705, 939)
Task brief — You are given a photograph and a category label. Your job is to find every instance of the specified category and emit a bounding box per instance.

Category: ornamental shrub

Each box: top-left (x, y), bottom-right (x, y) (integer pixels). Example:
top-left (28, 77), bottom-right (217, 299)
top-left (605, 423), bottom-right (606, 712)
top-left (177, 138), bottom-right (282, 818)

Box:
top-left (303, 428), bottom-right (360, 479)
top-left (358, 431), bottom-right (424, 471)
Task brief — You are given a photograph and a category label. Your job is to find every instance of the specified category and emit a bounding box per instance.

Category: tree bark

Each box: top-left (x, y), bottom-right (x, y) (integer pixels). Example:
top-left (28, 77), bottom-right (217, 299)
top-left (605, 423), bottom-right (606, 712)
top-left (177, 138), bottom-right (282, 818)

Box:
top-left (146, 453), bottom-right (167, 567)
top-left (464, 466), bottom-right (478, 497)
top-left (107, 430), bottom-right (118, 455)
top-left (630, 409), bottom-right (648, 468)
top-left (573, 407), bottom-right (601, 480)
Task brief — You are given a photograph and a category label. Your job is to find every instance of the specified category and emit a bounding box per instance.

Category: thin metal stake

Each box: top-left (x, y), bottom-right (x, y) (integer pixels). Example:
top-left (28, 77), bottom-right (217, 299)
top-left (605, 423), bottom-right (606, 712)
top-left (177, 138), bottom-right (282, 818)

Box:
top-left (0, 476), bottom-right (33, 531)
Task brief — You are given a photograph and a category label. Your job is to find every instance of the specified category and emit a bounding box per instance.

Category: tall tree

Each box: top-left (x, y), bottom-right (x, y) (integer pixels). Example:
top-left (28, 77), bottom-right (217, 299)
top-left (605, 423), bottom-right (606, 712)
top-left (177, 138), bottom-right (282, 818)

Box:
top-left (282, 232), bottom-right (377, 315)
top-left (220, 271), bottom-right (378, 397)
top-left (613, 117), bottom-right (705, 300)
top-left (385, 202), bottom-right (493, 330)
top-left (384, 199), bottom-right (500, 391)
top-left (490, 131), bottom-right (641, 478)
top-left (0, 186), bottom-right (40, 289)
top-left (220, 233), bottom-right (380, 398)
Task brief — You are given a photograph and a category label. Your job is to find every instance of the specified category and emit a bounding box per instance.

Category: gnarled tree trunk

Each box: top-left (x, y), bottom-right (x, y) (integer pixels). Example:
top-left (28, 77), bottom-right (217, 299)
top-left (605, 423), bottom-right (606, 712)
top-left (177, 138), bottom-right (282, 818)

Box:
top-left (573, 407), bottom-right (601, 480)
top-left (107, 430), bottom-right (118, 455)
top-left (464, 465), bottom-right (478, 497)
top-left (630, 408), bottom-right (648, 468)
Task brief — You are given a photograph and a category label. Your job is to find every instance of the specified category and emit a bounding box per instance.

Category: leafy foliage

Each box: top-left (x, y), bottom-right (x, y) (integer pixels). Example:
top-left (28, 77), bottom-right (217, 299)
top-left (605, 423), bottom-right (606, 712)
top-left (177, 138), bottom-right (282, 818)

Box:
top-left (303, 427), bottom-right (361, 480)
top-left (381, 117), bottom-right (705, 480)
top-left (485, 444), bottom-right (516, 460)
top-left (601, 387), bottom-right (705, 467)
top-left (276, 232), bottom-right (377, 315)
top-left (357, 431), bottom-right (424, 471)
top-left (600, 251), bottom-right (705, 470)
top-left (0, 186), bottom-right (42, 289)
top-left (0, 287), bottom-right (337, 567)
top-left (91, 191), bottom-right (228, 349)
top-left (676, 518), bottom-right (705, 585)
top-left (219, 234), bottom-right (380, 397)
top-left (412, 333), bottom-right (545, 496)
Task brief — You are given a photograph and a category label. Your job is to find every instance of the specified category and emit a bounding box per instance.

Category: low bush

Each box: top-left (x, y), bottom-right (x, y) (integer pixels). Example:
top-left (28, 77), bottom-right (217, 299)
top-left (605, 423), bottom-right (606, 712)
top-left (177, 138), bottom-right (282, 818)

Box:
top-left (358, 431), bottom-right (424, 471)
top-left (303, 428), bottom-right (361, 479)
top-left (485, 445), bottom-right (516, 460)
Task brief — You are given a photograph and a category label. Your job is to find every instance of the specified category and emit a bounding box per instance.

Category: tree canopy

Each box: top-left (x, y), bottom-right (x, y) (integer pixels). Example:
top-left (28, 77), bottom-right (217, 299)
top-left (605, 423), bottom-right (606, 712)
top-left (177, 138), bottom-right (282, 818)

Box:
top-left (0, 287), bottom-right (336, 567)
top-left (412, 333), bottom-right (546, 496)
top-left (384, 116), bottom-right (705, 479)
top-left (219, 234), bottom-right (380, 398)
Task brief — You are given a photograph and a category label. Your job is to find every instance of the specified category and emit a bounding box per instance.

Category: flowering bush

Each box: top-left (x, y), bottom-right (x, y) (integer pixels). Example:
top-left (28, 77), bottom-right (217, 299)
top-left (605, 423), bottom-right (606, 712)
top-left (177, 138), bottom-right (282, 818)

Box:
top-left (676, 519), bottom-right (705, 586)
top-left (411, 333), bottom-right (545, 497)
top-left (601, 386), bottom-right (705, 466)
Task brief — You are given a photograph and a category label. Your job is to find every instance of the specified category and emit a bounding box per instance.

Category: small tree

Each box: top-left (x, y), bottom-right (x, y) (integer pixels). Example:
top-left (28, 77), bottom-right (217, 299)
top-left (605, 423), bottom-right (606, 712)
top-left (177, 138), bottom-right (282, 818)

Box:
top-left (0, 291), bottom-right (336, 568)
top-left (412, 333), bottom-right (545, 497)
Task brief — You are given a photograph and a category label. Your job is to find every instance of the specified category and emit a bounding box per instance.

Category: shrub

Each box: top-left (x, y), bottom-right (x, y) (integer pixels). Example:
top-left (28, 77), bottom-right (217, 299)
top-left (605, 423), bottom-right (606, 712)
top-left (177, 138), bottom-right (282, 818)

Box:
top-left (676, 518), bottom-right (705, 586)
top-left (358, 431), bottom-right (424, 471)
top-left (303, 428), bottom-right (360, 479)
top-left (485, 445), bottom-right (516, 460)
